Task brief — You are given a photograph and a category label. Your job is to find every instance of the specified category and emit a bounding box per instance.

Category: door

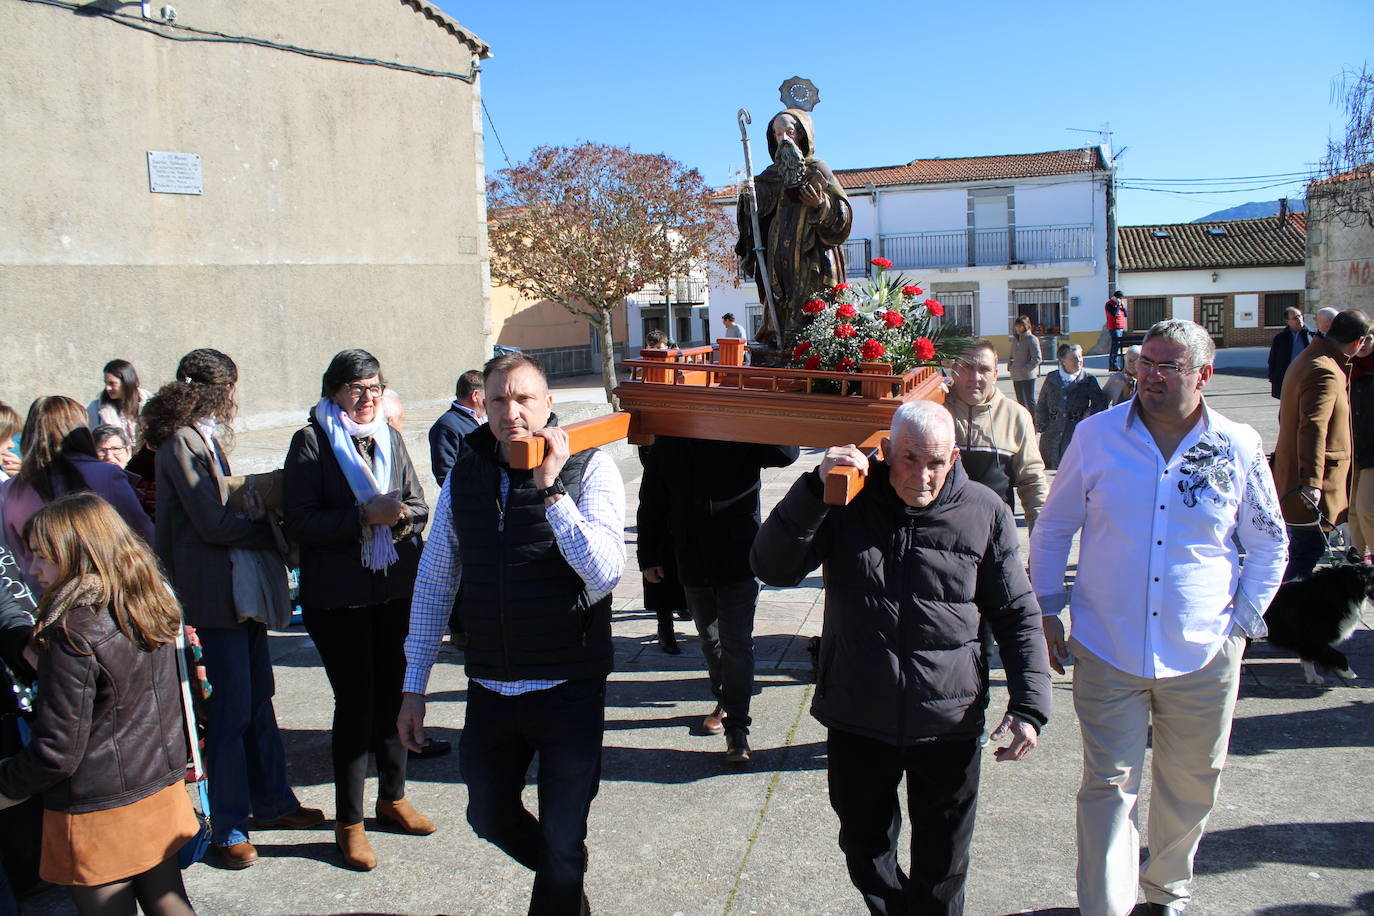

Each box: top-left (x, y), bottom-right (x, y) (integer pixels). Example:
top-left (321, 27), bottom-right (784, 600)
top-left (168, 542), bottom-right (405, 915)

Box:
top-left (1200, 297), bottom-right (1225, 340)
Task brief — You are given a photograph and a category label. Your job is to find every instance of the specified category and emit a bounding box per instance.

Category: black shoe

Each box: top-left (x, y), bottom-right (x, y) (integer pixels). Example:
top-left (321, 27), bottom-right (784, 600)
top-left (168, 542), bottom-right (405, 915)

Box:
top-left (1142, 903), bottom-right (1182, 915)
top-left (407, 738), bottom-right (452, 760)
top-left (657, 622), bottom-right (681, 654)
top-left (724, 729), bottom-right (751, 764)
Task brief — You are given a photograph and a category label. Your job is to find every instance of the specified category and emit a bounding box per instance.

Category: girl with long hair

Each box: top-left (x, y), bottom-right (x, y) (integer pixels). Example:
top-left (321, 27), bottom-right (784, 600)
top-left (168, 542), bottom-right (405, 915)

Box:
top-left (145, 349), bottom-right (320, 869)
top-left (0, 493), bottom-right (197, 916)
top-left (0, 397), bottom-right (152, 593)
top-left (87, 360), bottom-right (150, 446)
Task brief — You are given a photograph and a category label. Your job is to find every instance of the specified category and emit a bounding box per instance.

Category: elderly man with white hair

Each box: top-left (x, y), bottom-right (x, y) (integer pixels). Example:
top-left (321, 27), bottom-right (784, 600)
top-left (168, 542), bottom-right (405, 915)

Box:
top-left (751, 400), bottom-right (1053, 915)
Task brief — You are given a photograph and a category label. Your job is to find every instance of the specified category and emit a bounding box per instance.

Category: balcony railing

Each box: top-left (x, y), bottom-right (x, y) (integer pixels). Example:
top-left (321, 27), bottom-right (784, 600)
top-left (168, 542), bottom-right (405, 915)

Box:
top-left (879, 224), bottom-right (1094, 271)
top-left (627, 278), bottom-right (708, 307)
top-left (845, 238), bottom-right (872, 277)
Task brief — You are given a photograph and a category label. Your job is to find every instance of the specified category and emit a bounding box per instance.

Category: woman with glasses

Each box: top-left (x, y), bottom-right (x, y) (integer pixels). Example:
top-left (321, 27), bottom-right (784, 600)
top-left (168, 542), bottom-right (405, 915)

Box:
top-left (1036, 342), bottom-right (1106, 470)
top-left (283, 349), bottom-right (432, 871)
top-left (91, 426), bottom-right (131, 469)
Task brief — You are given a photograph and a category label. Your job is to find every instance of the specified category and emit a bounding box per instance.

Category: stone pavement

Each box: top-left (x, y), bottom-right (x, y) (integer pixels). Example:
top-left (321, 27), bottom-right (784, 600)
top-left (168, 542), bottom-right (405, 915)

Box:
top-left (21, 351), bottom-right (1374, 915)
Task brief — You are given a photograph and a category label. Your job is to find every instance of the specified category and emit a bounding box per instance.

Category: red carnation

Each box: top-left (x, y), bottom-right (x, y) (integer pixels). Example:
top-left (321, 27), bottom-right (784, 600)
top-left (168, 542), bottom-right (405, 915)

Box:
top-left (833, 282), bottom-right (851, 292)
top-left (882, 310), bottom-right (905, 328)
top-left (870, 257), bottom-right (893, 270)
top-left (837, 357), bottom-right (857, 372)
top-left (925, 298), bottom-right (945, 317)
top-left (802, 298), bottom-right (825, 315)
top-left (913, 337), bottom-right (936, 361)
top-left (835, 323), bottom-right (857, 339)
top-left (902, 285), bottom-right (923, 297)
top-left (837, 302), bottom-right (857, 318)
top-left (792, 341), bottom-right (812, 360)
top-left (860, 339), bottom-right (886, 361)
top-left (804, 353), bottom-right (821, 370)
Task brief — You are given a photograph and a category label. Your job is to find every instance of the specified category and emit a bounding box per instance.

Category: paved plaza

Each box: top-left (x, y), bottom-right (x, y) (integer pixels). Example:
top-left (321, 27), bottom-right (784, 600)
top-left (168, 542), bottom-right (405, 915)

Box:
top-left (22, 350), bottom-right (1374, 916)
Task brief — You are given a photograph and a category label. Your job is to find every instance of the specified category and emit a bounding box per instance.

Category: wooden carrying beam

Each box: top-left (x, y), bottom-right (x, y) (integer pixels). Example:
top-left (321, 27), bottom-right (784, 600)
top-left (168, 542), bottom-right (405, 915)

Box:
top-left (823, 431), bottom-right (887, 506)
top-left (507, 412), bottom-right (633, 470)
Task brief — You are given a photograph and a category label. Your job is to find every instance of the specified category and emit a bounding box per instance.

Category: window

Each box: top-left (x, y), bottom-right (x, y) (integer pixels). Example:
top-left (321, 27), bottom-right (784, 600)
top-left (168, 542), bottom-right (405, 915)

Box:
top-left (935, 291), bottom-right (977, 335)
top-left (1010, 287), bottom-right (1066, 336)
top-left (1132, 296), bottom-right (1167, 331)
top-left (1264, 292), bottom-right (1300, 327)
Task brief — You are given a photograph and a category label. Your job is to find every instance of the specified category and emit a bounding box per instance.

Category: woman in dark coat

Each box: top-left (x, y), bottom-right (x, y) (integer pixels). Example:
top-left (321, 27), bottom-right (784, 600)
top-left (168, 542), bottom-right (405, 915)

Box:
top-left (283, 349), bottom-right (431, 872)
top-left (147, 349), bottom-right (321, 870)
top-left (1036, 342), bottom-right (1106, 470)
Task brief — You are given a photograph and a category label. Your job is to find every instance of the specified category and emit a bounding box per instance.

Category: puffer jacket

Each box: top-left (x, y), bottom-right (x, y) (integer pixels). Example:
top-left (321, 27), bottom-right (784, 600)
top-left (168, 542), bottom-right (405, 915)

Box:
top-left (751, 460), bottom-right (1051, 745)
top-left (0, 605), bottom-right (186, 813)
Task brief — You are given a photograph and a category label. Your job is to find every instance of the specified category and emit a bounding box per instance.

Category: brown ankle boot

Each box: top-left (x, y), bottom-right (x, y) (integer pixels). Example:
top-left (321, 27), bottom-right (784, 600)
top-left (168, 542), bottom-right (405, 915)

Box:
top-left (375, 797), bottom-right (436, 836)
top-left (335, 822), bottom-right (377, 871)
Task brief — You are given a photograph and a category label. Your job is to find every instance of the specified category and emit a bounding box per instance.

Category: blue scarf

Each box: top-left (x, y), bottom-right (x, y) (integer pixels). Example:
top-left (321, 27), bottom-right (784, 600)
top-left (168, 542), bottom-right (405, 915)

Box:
top-left (314, 398), bottom-right (397, 572)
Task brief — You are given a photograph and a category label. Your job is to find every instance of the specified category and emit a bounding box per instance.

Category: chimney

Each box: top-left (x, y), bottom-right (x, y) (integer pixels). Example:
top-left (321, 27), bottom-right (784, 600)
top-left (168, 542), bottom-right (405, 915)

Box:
top-left (1277, 197), bottom-right (1289, 228)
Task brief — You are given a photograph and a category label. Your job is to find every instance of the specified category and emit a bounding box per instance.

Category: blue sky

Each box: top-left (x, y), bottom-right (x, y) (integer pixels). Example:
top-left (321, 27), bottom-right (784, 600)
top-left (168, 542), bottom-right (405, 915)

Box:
top-left (440, 0), bottom-right (1371, 226)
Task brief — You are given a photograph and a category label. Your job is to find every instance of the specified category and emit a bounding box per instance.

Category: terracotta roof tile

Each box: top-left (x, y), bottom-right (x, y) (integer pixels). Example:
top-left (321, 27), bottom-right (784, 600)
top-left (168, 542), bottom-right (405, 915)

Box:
top-left (1118, 216), bottom-right (1307, 272)
top-left (1308, 162), bottom-right (1373, 188)
top-left (400, 0), bottom-right (491, 58)
top-left (713, 147), bottom-right (1108, 200)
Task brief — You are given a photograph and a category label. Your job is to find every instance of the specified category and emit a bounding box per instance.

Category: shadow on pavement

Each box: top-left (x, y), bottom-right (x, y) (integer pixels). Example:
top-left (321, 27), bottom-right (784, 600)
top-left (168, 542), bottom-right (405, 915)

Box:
top-left (1195, 821), bottom-right (1374, 874)
top-left (1228, 699), bottom-right (1374, 755)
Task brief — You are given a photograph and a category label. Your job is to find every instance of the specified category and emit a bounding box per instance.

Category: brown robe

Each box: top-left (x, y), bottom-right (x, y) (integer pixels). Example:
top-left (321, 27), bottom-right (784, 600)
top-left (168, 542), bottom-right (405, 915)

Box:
top-left (1272, 335), bottom-right (1353, 528)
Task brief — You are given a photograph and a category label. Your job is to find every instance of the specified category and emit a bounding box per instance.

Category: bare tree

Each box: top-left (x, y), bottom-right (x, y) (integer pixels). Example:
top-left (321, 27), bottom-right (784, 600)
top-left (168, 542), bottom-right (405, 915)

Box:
top-left (1311, 64), bottom-right (1374, 228)
top-left (487, 143), bottom-right (734, 405)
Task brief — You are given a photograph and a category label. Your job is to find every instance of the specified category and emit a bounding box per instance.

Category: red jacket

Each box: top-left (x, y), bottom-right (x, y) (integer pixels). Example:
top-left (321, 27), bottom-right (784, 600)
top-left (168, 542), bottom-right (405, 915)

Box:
top-left (1104, 298), bottom-right (1127, 331)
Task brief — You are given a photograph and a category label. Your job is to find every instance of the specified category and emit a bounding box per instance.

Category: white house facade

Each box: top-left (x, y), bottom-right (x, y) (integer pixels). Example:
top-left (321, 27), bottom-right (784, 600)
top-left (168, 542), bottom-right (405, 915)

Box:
top-left (1117, 214), bottom-right (1307, 349)
top-left (708, 147), bottom-right (1115, 358)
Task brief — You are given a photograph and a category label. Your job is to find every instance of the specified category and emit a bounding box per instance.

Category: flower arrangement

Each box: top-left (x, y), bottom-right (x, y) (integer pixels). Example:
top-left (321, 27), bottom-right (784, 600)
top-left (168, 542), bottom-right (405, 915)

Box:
top-left (787, 258), bottom-right (973, 376)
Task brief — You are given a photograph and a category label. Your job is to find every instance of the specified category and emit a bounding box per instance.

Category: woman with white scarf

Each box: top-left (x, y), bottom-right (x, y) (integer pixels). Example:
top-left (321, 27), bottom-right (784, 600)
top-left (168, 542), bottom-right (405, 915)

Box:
top-left (282, 349), bottom-right (431, 872)
top-left (1035, 342), bottom-right (1106, 470)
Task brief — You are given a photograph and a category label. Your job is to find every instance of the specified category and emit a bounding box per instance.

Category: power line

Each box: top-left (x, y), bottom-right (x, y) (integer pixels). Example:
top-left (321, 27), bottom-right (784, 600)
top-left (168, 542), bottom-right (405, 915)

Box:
top-left (483, 99), bottom-right (513, 169)
top-left (17, 0), bottom-right (479, 82)
top-left (1119, 171), bottom-right (1308, 183)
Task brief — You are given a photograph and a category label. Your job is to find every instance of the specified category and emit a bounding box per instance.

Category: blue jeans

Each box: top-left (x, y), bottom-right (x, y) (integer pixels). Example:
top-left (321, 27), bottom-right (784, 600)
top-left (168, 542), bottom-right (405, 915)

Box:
top-left (1108, 329), bottom-right (1125, 370)
top-left (0, 857), bottom-right (16, 916)
top-left (460, 677), bottom-right (606, 916)
top-left (1284, 526), bottom-right (1328, 582)
top-left (684, 579), bottom-right (760, 732)
top-left (198, 622), bottom-right (301, 846)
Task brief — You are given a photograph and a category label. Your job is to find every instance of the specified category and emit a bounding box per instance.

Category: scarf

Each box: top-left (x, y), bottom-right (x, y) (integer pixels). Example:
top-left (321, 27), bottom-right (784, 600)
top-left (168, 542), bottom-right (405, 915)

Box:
top-left (1058, 367), bottom-right (1084, 384)
top-left (314, 398), bottom-right (397, 572)
top-left (34, 574), bottom-right (105, 646)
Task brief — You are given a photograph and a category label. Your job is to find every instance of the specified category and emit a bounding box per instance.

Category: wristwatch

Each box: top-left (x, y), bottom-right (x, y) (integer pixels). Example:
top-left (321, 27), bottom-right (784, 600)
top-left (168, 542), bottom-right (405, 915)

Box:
top-left (535, 479), bottom-right (566, 501)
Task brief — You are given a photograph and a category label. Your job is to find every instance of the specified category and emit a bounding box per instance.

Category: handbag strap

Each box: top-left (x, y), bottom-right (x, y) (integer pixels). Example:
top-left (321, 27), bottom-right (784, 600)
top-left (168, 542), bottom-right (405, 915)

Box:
top-left (174, 627), bottom-right (207, 785)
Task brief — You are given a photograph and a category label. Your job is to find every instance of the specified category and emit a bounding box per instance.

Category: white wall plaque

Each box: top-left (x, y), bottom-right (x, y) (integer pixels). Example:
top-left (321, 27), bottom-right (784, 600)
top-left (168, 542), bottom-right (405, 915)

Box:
top-left (147, 151), bottom-right (203, 195)
top-left (1233, 293), bottom-right (1259, 328)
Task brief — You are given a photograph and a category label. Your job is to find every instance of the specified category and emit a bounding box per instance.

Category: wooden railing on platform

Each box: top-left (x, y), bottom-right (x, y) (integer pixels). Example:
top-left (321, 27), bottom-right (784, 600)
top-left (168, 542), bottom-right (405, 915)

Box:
top-left (507, 349), bottom-right (947, 506)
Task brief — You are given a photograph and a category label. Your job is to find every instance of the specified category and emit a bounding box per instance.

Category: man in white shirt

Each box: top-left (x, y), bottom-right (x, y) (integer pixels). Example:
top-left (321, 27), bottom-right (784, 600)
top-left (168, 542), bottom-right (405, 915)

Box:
top-left (1030, 320), bottom-right (1287, 916)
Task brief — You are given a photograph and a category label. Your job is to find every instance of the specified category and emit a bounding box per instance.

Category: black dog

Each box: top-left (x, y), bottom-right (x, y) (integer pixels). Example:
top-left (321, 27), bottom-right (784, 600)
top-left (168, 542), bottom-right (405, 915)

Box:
top-left (1262, 562), bottom-right (1372, 684)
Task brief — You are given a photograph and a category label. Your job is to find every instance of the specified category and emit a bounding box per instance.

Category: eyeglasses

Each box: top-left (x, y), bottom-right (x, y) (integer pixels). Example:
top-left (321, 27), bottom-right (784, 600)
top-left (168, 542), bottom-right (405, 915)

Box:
top-left (1135, 356), bottom-right (1198, 379)
top-left (96, 445), bottom-right (128, 458)
top-left (346, 383), bottom-right (384, 399)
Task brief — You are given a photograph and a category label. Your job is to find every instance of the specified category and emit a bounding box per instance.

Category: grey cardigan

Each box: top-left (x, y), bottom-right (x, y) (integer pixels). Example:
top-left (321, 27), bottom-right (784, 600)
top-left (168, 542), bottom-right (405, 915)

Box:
top-left (154, 426), bottom-right (277, 629)
top-left (1007, 333), bottom-right (1042, 382)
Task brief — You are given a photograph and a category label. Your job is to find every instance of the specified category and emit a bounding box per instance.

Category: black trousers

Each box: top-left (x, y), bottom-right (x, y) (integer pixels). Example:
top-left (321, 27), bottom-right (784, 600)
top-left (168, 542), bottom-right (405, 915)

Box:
top-left (827, 727), bottom-right (982, 916)
top-left (461, 677), bottom-right (606, 916)
top-left (1012, 379), bottom-right (1037, 418)
top-left (302, 599), bottom-right (410, 825)
top-left (683, 579), bottom-right (759, 731)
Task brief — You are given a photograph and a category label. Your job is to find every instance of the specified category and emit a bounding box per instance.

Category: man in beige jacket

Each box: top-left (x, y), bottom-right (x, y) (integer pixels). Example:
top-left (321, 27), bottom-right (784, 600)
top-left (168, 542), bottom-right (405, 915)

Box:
top-left (946, 338), bottom-right (1048, 531)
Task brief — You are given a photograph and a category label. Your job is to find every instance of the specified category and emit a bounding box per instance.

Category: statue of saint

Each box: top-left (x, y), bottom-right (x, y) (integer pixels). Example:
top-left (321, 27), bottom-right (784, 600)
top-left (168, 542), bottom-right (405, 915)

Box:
top-left (735, 108), bottom-right (853, 349)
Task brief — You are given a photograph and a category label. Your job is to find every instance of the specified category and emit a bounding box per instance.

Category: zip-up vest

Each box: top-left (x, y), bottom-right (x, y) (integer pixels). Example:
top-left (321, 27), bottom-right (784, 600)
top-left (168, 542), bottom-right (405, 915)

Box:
top-left (449, 425), bottom-right (613, 680)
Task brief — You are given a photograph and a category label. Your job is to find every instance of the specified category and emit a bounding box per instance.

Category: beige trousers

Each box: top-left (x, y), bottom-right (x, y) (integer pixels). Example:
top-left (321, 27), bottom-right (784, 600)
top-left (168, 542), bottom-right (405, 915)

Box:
top-left (1070, 634), bottom-right (1245, 916)
top-left (1347, 467), bottom-right (1374, 556)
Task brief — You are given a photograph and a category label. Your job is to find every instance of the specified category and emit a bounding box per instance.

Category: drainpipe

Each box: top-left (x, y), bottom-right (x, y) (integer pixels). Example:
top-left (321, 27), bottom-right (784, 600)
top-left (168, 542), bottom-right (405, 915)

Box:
top-left (866, 181), bottom-right (882, 262)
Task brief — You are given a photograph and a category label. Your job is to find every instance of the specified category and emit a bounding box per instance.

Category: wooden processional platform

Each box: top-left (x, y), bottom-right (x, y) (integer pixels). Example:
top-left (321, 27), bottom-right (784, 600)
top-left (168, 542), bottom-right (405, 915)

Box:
top-left (507, 337), bottom-right (948, 505)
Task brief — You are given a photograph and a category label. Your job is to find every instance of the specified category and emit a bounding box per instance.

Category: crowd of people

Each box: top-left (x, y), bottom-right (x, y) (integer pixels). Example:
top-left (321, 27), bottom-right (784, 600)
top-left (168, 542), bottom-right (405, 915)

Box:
top-left (0, 307), bottom-right (1367, 915)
